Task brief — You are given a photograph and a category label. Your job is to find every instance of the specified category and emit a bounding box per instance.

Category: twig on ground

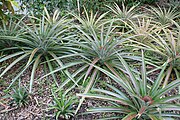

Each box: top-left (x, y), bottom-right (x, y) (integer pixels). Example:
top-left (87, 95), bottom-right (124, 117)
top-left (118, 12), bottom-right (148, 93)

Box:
top-left (0, 106), bottom-right (18, 113)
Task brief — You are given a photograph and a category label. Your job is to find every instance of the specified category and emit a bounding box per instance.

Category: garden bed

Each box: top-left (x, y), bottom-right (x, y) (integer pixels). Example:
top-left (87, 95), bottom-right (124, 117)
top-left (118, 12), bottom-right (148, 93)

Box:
top-left (0, 0), bottom-right (180, 120)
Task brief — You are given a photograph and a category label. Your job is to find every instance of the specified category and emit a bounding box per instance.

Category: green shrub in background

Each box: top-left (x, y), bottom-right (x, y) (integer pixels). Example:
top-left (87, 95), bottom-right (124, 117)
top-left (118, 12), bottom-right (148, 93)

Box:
top-left (0, 0), bottom-right (18, 21)
top-left (19, 0), bottom-right (117, 15)
top-left (19, 0), bottom-right (159, 16)
top-left (19, 0), bottom-right (76, 16)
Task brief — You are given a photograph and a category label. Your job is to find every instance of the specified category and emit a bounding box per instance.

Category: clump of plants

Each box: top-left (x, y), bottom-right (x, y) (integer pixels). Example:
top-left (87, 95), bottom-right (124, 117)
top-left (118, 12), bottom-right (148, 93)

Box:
top-left (78, 52), bottom-right (180, 119)
top-left (0, 8), bottom-right (78, 93)
top-left (49, 89), bottom-right (78, 120)
top-left (7, 87), bottom-right (29, 107)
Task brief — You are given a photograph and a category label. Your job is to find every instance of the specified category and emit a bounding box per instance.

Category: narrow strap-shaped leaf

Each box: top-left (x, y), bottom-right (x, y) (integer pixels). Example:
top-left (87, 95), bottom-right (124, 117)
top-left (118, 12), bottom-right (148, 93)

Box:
top-left (104, 62), bottom-right (120, 79)
top-left (156, 103), bottom-right (180, 111)
top-left (75, 69), bottom-right (98, 114)
top-left (49, 52), bottom-right (79, 86)
top-left (118, 54), bottom-right (140, 96)
top-left (153, 113), bottom-right (180, 118)
top-left (174, 68), bottom-right (180, 79)
top-left (44, 7), bottom-right (50, 21)
top-left (141, 50), bottom-right (147, 96)
top-left (92, 88), bottom-right (128, 101)
top-left (7, 60), bottom-right (34, 90)
top-left (40, 53), bottom-right (81, 64)
top-left (26, 48), bottom-right (39, 67)
top-left (150, 62), bottom-right (168, 96)
top-left (106, 84), bottom-right (130, 101)
top-left (154, 79), bottom-right (180, 98)
top-left (0, 51), bottom-right (26, 63)
top-left (77, 93), bottom-right (129, 106)
top-left (137, 106), bottom-right (147, 119)
top-left (163, 65), bottom-right (173, 88)
top-left (148, 114), bottom-right (161, 120)
top-left (104, 21), bottom-right (113, 43)
top-left (91, 63), bottom-right (132, 94)
top-left (122, 112), bottom-right (137, 120)
top-left (29, 54), bottom-right (42, 93)
top-left (83, 57), bottom-right (99, 84)
top-left (40, 61), bottom-right (83, 80)
top-left (88, 107), bottom-right (131, 113)
top-left (165, 29), bottom-right (176, 54)
top-left (45, 56), bottom-right (59, 87)
top-left (56, 65), bottom-right (88, 92)
top-left (0, 36), bottom-right (34, 46)
top-left (97, 116), bottom-right (125, 120)
top-left (64, 74), bottom-right (84, 95)
top-left (0, 53), bottom-right (30, 77)
top-left (154, 95), bottom-right (180, 104)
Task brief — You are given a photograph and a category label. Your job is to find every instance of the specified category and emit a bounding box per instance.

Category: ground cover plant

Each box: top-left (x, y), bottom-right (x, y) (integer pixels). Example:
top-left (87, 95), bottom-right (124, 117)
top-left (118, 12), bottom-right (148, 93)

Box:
top-left (0, 0), bottom-right (179, 119)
